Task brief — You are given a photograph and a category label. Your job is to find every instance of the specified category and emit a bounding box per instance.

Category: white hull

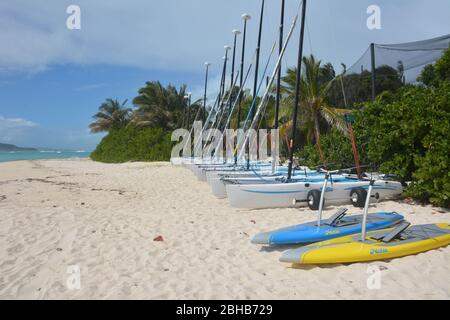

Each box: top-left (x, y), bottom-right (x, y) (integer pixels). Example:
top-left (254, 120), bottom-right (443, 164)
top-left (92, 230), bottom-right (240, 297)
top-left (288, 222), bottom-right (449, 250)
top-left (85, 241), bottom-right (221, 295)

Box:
top-left (209, 172), bottom-right (329, 199)
top-left (226, 179), bottom-right (403, 209)
top-left (196, 163), bottom-right (274, 182)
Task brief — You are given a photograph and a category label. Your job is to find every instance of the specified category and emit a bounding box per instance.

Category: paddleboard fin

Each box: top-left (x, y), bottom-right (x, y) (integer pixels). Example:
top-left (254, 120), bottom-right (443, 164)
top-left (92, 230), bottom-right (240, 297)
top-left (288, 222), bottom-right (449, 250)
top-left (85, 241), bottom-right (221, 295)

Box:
top-left (376, 222), bottom-right (411, 243)
top-left (326, 208), bottom-right (349, 227)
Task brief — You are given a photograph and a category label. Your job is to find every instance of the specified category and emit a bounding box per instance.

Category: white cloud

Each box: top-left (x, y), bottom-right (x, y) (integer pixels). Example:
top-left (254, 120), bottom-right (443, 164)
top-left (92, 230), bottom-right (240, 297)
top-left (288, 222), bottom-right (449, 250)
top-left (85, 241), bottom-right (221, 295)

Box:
top-left (1, 0), bottom-right (449, 80)
top-left (0, 115), bottom-right (36, 128)
top-left (0, 115), bottom-right (102, 150)
top-left (1, 0), bottom-right (274, 73)
top-left (0, 115), bottom-right (37, 143)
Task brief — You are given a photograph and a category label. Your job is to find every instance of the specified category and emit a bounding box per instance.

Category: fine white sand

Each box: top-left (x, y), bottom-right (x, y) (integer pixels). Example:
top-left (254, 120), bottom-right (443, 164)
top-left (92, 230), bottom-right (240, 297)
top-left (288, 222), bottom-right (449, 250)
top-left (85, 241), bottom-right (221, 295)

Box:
top-left (0, 159), bottom-right (449, 300)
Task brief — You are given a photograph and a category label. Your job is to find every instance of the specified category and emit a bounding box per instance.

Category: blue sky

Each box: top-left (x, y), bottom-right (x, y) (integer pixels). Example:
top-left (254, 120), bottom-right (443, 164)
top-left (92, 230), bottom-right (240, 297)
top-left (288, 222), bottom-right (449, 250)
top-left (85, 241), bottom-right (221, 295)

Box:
top-left (0, 0), bottom-right (449, 150)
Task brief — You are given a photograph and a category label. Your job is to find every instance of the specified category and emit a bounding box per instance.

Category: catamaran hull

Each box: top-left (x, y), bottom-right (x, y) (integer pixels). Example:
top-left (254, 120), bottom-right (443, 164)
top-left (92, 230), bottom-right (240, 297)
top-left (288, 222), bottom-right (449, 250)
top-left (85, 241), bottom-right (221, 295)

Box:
top-left (207, 168), bottom-right (325, 198)
top-left (198, 163), bottom-right (276, 182)
top-left (210, 173), bottom-right (330, 199)
top-left (226, 180), bottom-right (403, 209)
top-left (170, 157), bottom-right (184, 166)
top-left (194, 164), bottom-right (239, 181)
top-left (210, 175), bottom-right (286, 198)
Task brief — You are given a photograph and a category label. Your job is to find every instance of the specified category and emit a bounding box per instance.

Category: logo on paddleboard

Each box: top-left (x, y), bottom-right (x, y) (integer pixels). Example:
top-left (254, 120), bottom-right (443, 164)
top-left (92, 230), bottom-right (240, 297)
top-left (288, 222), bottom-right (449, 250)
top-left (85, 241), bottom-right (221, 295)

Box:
top-left (370, 248), bottom-right (389, 255)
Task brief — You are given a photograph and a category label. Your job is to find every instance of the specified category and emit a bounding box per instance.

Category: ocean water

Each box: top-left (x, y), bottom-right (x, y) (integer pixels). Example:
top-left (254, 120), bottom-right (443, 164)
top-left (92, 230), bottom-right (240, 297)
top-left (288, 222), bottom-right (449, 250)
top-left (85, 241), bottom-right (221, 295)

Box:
top-left (0, 150), bottom-right (91, 163)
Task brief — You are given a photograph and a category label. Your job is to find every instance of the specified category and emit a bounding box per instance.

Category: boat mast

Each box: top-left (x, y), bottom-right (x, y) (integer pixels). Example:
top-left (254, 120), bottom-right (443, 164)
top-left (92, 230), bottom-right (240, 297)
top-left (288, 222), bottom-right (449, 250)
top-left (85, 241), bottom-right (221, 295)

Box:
top-left (219, 47), bottom-right (230, 103)
top-left (275, 0), bottom-right (285, 131)
top-left (202, 62), bottom-right (211, 125)
top-left (247, 0), bottom-right (265, 169)
top-left (236, 11), bottom-right (301, 163)
top-left (229, 30), bottom-right (241, 113)
top-left (287, 0), bottom-right (307, 180)
top-left (202, 47), bottom-right (230, 160)
top-left (370, 43), bottom-right (376, 100)
top-left (199, 51), bottom-right (229, 159)
top-left (215, 46), bottom-right (231, 132)
top-left (184, 92), bottom-right (192, 130)
top-left (272, 0), bottom-right (285, 173)
top-left (252, 0), bottom-right (265, 122)
top-left (222, 30), bottom-right (241, 163)
top-left (235, 13), bottom-right (251, 165)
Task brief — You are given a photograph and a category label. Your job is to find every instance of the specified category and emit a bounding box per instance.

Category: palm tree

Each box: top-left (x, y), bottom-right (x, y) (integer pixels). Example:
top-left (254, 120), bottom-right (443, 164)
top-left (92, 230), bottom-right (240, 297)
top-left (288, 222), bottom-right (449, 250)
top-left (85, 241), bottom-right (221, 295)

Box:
top-left (131, 81), bottom-right (188, 130)
top-left (279, 55), bottom-right (348, 163)
top-left (89, 99), bottom-right (131, 133)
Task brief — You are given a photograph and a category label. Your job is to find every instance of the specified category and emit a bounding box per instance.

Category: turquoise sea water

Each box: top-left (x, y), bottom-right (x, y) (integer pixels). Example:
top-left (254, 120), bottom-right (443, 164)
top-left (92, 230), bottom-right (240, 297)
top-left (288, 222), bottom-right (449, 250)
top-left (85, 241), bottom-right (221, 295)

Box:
top-left (0, 151), bottom-right (91, 163)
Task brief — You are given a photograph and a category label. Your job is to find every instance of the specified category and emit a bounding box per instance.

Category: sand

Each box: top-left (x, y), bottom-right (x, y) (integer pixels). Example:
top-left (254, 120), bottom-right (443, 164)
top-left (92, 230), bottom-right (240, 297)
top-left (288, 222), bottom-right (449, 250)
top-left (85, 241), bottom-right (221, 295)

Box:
top-left (0, 159), bottom-right (449, 300)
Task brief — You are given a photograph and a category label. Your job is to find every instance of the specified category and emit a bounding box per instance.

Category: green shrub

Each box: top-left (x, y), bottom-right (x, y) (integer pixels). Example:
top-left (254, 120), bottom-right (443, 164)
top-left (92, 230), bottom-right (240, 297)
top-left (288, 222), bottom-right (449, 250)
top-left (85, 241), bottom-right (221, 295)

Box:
top-left (295, 128), bottom-right (359, 170)
top-left (296, 82), bottom-right (449, 207)
top-left (91, 126), bottom-right (173, 163)
top-left (418, 47), bottom-right (450, 86)
top-left (354, 82), bottom-right (450, 207)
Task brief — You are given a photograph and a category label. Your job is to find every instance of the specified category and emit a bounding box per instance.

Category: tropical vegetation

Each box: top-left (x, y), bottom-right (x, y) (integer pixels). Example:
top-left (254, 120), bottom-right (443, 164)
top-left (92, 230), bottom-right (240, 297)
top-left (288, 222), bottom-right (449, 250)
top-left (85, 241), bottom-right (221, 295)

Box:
top-left (89, 48), bottom-right (450, 206)
top-left (90, 126), bottom-right (172, 163)
top-left (296, 47), bottom-right (450, 207)
top-left (89, 99), bottom-right (131, 133)
top-left (89, 81), bottom-right (198, 163)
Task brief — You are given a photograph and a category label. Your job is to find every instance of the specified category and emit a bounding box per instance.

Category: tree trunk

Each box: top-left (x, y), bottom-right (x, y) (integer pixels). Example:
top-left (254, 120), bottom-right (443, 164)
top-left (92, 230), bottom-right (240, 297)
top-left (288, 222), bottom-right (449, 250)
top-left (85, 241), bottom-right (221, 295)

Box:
top-left (314, 113), bottom-right (326, 166)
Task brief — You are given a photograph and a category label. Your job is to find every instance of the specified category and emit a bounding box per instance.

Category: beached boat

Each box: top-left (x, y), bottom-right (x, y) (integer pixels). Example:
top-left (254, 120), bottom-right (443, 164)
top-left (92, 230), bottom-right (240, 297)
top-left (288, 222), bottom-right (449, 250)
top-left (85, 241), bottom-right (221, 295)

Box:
top-left (275, 179), bottom-right (450, 265)
top-left (279, 223), bottom-right (450, 264)
top-left (207, 165), bottom-right (325, 194)
top-left (252, 210), bottom-right (404, 246)
top-left (252, 177), bottom-right (404, 245)
top-left (226, 174), bottom-right (403, 209)
top-left (209, 170), bottom-right (327, 198)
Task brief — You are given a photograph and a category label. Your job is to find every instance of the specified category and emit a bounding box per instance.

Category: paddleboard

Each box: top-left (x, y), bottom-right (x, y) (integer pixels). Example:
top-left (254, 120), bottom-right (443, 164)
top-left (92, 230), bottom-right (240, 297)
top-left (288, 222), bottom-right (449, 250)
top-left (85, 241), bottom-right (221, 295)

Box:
top-left (252, 211), bottom-right (404, 246)
top-left (279, 223), bottom-right (450, 265)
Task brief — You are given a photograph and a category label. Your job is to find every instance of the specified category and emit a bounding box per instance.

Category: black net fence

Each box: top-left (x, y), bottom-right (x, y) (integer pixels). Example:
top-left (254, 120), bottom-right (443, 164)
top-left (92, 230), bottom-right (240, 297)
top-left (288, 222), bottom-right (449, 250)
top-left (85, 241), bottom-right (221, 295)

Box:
top-left (348, 34), bottom-right (450, 81)
top-left (328, 34), bottom-right (450, 108)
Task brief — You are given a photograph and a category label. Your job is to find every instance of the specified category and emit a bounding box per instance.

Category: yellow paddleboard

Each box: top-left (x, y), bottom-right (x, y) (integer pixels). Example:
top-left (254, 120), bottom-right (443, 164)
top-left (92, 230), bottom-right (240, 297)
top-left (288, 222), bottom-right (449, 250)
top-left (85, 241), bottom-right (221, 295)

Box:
top-left (280, 223), bottom-right (450, 265)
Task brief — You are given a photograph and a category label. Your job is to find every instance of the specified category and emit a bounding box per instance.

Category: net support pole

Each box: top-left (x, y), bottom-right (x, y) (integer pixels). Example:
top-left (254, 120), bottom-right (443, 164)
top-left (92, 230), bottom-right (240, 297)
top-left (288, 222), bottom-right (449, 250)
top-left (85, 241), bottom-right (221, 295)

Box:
top-left (370, 43), bottom-right (376, 101)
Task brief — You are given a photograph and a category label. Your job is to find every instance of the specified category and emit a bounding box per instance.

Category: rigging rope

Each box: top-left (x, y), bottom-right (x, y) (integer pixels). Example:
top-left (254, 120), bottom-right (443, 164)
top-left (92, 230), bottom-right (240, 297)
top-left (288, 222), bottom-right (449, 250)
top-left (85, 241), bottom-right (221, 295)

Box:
top-left (212, 50), bottom-right (257, 160)
top-left (235, 1), bottom-right (303, 162)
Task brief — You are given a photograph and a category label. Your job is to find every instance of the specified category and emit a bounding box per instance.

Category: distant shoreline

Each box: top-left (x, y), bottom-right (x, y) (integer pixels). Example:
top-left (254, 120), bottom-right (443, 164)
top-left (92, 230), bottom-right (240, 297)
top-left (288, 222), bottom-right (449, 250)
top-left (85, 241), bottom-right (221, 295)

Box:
top-left (0, 150), bottom-right (91, 163)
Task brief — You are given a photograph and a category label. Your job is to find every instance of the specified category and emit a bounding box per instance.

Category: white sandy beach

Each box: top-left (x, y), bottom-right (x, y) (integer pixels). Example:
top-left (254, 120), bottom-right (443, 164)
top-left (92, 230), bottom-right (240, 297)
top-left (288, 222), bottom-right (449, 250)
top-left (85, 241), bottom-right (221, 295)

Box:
top-left (0, 159), bottom-right (449, 300)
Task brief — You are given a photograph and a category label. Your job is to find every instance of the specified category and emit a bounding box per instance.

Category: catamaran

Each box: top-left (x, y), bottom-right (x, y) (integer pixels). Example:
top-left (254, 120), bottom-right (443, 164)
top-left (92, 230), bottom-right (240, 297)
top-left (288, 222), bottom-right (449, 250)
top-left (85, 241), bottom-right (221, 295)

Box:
top-left (220, 0), bottom-right (402, 209)
top-left (252, 178), bottom-right (404, 246)
top-left (279, 180), bottom-right (450, 265)
top-left (226, 171), bottom-right (403, 209)
top-left (181, 0), bottom-right (403, 211)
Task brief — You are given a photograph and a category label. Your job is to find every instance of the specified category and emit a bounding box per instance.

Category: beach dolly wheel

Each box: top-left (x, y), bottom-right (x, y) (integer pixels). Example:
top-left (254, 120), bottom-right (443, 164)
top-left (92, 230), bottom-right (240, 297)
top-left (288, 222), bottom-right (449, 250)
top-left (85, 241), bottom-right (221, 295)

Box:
top-left (350, 188), bottom-right (367, 208)
top-left (307, 190), bottom-right (322, 210)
